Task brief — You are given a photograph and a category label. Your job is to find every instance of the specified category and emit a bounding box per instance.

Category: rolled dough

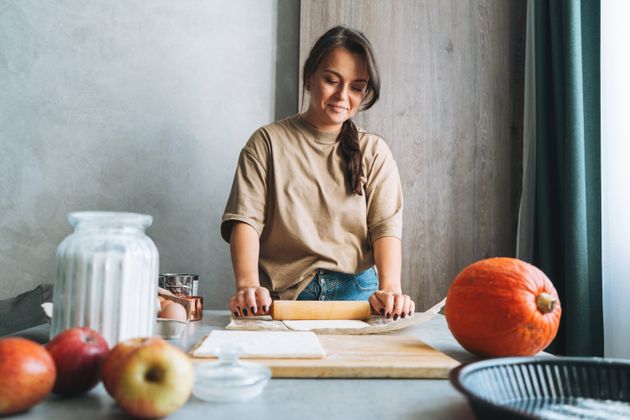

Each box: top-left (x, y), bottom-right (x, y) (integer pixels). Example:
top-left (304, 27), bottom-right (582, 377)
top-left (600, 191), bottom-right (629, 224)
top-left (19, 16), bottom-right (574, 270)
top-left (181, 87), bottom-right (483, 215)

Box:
top-left (192, 330), bottom-right (326, 359)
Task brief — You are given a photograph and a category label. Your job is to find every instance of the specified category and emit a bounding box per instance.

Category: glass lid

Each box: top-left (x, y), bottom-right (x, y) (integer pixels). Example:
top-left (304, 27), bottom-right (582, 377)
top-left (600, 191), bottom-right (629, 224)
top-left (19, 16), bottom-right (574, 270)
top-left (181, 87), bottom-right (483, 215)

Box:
top-left (193, 345), bottom-right (271, 401)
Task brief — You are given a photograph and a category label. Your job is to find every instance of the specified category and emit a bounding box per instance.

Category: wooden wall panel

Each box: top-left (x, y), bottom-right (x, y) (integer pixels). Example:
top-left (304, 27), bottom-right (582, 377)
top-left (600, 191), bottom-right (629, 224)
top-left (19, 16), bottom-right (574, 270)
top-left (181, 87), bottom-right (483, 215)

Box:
top-left (300, 0), bottom-right (526, 310)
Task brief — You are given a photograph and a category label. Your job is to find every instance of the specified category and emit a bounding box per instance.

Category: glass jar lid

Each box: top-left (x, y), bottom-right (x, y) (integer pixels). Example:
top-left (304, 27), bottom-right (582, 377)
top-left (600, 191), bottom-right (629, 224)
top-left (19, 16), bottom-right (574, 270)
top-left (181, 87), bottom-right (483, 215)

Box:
top-left (193, 345), bottom-right (271, 402)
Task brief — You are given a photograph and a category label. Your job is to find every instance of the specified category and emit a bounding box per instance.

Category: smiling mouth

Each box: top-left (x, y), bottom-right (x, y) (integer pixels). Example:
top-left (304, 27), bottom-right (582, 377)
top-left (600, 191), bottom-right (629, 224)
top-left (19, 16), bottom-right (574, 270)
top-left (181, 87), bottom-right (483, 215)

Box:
top-left (328, 104), bottom-right (348, 112)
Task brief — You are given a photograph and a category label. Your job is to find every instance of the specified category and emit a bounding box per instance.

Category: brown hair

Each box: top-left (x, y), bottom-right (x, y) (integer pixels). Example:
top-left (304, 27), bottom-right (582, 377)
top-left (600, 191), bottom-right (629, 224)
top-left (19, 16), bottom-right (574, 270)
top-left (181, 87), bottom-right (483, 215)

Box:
top-left (302, 26), bottom-right (381, 195)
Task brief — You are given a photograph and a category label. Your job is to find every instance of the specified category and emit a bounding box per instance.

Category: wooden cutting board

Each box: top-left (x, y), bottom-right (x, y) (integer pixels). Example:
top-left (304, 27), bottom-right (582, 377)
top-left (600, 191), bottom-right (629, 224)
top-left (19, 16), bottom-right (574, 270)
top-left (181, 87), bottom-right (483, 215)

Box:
top-left (193, 334), bottom-right (459, 379)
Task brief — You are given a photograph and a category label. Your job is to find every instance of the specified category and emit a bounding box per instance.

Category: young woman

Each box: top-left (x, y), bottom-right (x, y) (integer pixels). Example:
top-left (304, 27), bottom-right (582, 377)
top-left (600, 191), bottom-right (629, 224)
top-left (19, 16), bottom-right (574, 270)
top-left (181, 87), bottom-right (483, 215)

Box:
top-left (221, 26), bottom-right (415, 319)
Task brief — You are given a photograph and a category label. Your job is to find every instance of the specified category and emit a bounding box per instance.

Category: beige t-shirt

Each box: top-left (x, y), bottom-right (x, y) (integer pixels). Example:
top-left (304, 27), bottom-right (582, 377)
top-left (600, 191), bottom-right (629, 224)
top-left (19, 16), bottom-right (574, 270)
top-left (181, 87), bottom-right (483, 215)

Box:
top-left (221, 114), bottom-right (403, 300)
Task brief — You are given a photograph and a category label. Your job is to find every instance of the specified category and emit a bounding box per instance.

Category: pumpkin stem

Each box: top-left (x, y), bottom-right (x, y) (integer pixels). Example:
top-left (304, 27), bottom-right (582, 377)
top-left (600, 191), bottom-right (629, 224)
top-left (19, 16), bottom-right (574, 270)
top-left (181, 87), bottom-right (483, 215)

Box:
top-left (536, 293), bottom-right (556, 314)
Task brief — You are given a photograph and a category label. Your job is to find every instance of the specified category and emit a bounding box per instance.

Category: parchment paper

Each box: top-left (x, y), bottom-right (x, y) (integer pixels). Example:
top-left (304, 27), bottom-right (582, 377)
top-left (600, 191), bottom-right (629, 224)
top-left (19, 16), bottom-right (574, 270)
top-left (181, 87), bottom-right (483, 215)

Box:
top-left (225, 298), bottom-right (446, 335)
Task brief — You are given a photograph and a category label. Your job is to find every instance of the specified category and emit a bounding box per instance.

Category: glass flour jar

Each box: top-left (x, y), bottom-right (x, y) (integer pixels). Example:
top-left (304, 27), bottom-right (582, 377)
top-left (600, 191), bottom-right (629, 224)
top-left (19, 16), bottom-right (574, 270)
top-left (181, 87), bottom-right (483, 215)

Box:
top-left (51, 211), bottom-right (159, 345)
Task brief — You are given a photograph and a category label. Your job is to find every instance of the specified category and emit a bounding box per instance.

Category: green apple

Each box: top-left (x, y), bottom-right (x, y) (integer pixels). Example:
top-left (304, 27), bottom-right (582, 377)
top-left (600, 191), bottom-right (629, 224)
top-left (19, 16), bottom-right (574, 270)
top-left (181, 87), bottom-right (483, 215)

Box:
top-left (102, 337), bottom-right (193, 418)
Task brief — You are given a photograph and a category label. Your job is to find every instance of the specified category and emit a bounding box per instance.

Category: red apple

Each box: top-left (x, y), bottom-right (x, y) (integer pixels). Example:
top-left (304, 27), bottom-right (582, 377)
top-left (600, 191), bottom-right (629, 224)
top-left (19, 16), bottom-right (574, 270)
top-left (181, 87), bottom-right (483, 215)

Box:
top-left (0, 337), bottom-right (56, 415)
top-left (102, 337), bottom-right (193, 418)
top-left (46, 327), bottom-right (109, 396)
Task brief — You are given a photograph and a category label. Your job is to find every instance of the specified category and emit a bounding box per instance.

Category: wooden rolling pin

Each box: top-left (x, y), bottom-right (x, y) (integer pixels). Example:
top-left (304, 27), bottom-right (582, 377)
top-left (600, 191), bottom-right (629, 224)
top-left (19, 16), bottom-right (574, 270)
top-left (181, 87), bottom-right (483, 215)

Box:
top-left (271, 301), bottom-right (371, 320)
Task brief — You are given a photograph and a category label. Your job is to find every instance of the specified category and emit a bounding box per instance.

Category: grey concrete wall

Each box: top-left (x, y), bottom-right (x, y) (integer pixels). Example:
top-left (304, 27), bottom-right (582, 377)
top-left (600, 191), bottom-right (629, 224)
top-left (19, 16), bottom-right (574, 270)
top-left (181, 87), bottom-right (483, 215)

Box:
top-left (0, 0), bottom-right (300, 309)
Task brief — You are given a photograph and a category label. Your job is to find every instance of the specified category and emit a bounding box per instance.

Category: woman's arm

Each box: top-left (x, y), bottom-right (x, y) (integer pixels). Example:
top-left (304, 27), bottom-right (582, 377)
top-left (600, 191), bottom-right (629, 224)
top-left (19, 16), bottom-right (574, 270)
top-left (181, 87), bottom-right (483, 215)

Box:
top-left (369, 236), bottom-right (415, 319)
top-left (373, 236), bottom-right (402, 293)
top-left (228, 222), bottom-right (271, 316)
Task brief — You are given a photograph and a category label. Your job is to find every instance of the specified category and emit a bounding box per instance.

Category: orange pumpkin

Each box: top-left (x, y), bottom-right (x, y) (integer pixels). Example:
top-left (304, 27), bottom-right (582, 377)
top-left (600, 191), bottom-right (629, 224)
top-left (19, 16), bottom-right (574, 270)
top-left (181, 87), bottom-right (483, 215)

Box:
top-left (445, 257), bottom-right (561, 357)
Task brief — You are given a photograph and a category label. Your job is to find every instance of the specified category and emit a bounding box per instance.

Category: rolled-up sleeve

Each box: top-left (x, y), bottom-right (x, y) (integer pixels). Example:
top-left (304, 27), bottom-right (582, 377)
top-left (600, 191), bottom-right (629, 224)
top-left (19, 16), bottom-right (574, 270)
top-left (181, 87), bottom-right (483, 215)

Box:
top-left (364, 138), bottom-right (403, 242)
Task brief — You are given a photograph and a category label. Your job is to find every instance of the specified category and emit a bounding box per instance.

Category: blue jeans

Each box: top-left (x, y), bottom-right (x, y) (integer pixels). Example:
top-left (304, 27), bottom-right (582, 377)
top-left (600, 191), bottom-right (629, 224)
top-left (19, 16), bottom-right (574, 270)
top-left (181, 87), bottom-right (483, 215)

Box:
top-left (297, 267), bottom-right (379, 301)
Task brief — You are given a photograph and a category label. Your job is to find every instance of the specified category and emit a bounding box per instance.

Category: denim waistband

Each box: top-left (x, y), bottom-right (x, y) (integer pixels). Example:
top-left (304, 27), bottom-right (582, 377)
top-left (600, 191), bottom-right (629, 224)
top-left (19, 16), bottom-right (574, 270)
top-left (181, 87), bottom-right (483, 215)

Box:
top-left (297, 266), bottom-right (378, 301)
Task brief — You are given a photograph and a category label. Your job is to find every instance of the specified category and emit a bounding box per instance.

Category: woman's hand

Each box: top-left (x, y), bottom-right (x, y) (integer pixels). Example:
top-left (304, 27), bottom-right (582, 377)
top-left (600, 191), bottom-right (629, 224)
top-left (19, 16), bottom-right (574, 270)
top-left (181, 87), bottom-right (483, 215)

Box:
top-left (369, 290), bottom-right (415, 320)
top-left (370, 237), bottom-right (412, 319)
top-left (228, 222), bottom-right (271, 317)
top-left (229, 286), bottom-right (272, 317)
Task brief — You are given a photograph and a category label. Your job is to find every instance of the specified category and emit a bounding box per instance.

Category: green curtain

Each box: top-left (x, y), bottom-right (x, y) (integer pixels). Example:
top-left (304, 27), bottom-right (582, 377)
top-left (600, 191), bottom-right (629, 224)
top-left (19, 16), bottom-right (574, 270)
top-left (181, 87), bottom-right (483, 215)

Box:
top-left (532, 0), bottom-right (601, 356)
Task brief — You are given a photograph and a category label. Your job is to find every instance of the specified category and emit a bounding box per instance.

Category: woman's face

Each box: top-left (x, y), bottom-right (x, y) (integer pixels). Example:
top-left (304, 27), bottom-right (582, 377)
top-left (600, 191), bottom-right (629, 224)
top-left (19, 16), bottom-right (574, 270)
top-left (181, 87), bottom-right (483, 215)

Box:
top-left (304, 47), bottom-right (369, 132)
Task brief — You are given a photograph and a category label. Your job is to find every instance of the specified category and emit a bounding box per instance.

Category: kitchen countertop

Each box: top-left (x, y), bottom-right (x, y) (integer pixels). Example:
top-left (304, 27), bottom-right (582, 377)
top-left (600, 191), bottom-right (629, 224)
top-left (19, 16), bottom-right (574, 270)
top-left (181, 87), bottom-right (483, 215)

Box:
top-left (11, 310), bottom-right (479, 420)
